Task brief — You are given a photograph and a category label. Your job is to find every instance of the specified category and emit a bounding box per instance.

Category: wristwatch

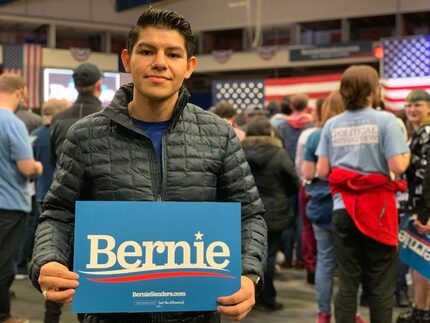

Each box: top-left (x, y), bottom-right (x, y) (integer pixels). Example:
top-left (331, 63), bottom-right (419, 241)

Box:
top-left (245, 274), bottom-right (262, 294)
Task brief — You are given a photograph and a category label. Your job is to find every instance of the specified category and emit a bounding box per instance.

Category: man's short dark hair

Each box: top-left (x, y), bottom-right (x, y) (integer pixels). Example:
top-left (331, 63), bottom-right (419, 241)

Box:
top-left (75, 84), bottom-right (97, 96)
top-left (245, 116), bottom-right (272, 137)
top-left (291, 94), bottom-right (308, 112)
top-left (213, 100), bottom-right (237, 119)
top-left (280, 95), bottom-right (292, 115)
top-left (126, 7), bottom-right (195, 58)
top-left (340, 65), bottom-right (379, 111)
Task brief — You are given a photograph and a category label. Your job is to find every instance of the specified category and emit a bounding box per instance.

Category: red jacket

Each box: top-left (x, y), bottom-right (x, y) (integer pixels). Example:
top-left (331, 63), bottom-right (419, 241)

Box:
top-left (329, 168), bottom-right (407, 246)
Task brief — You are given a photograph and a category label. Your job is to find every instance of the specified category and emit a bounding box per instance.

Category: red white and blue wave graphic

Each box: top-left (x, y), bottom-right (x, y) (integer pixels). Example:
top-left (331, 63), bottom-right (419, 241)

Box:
top-left (79, 268), bottom-right (236, 283)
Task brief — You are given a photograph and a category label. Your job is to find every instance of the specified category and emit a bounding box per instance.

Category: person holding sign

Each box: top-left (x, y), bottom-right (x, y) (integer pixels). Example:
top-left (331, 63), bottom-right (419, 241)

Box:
top-left (397, 90), bottom-right (430, 323)
top-left (29, 7), bottom-right (267, 323)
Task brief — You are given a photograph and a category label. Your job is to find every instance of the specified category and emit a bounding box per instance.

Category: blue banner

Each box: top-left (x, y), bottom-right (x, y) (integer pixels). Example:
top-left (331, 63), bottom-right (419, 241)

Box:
top-left (72, 201), bottom-right (241, 313)
top-left (399, 220), bottom-right (430, 280)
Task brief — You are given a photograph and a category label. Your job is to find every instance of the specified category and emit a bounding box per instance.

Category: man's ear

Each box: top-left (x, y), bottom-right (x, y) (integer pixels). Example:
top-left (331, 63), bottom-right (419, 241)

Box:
top-left (121, 49), bottom-right (131, 73)
top-left (184, 56), bottom-right (197, 80)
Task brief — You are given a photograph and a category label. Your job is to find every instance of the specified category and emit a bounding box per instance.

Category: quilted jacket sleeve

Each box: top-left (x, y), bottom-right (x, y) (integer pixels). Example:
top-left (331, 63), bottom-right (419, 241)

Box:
top-left (217, 128), bottom-right (267, 279)
top-left (29, 125), bottom-right (86, 291)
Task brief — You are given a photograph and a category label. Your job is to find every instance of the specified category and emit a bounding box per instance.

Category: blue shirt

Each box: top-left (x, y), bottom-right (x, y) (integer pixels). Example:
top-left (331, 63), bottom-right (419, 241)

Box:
top-left (317, 108), bottom-right (410, 210)
top-left (132, 118), bottom-right (171, 172)
top-left (31, 125), bottom-right (55, 203)
top-left (0, 110), bottom-right (33, 212)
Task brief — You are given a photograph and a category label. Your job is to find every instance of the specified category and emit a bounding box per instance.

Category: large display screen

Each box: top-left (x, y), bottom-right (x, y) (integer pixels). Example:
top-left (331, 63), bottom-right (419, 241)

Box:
top-left (43, 68), bottom-right (120, 107)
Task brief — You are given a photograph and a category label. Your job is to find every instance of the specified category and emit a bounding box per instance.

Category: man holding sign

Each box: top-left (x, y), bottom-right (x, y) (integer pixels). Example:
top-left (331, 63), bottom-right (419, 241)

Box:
top-left (29, 7), bottom-right (267, 323)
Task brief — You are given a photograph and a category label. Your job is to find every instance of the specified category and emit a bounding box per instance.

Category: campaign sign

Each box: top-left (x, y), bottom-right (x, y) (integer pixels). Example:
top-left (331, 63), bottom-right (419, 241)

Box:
top-left (399, 220), bottom-right (430, 281)
top-left (72, 201), bottom-right (241, 313)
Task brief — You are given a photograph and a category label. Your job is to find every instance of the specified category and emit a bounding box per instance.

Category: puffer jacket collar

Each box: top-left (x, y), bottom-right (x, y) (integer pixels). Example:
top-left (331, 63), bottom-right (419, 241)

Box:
top-left (101, 82), bottom-right (190, 133)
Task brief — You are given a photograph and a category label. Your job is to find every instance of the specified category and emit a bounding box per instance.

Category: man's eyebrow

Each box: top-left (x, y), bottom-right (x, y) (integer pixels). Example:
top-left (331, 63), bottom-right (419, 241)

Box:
top-left (135, 43), bottom-right (185, 52)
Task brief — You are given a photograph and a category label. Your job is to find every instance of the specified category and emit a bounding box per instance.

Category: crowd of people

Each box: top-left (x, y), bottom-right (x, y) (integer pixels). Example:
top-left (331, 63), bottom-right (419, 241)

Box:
top-left (0, 6), bottom-right (429, 323)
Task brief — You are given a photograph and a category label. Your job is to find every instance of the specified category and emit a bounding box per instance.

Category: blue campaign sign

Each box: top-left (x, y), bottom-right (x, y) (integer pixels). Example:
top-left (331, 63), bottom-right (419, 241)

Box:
top-left (72, 201), bottom-right (241, 313)
top-left (399, 220), bottom-right (430, 281)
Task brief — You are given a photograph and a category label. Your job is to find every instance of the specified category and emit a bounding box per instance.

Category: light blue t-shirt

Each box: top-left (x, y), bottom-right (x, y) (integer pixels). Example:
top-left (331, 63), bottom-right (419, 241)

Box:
top-left (0, 110), bottom-right (34, 212)
top-left (316, 108), bottom-right (410, 210)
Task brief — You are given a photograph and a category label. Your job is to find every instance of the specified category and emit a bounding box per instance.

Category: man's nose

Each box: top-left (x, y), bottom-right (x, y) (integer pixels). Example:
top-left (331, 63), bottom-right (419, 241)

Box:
top-left (152, 52), bottom-right (167, 70)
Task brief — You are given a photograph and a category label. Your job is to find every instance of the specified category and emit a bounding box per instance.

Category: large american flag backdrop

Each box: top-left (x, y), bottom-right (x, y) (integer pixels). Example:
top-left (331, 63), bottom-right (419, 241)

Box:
top-left (381, 35), bottom-right (430, 111)
top-left (212, 74), bottom-right (341, 112)
top-left (2, 44), bottom-right (43, 109)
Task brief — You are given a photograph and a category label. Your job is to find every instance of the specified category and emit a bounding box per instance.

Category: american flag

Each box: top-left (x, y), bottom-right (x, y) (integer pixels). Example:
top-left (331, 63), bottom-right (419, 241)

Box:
top-left (212, 74), bottom-right (341, 111)
top-left (381, 35), bottom-right (430, 111)
top-left (212, 80), bottom-right (264, 112)
top-left (3, 44), bottom-right (43, 109)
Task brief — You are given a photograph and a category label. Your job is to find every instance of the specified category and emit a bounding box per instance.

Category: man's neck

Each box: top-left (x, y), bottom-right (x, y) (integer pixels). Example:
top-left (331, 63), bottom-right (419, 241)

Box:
top-left (128, 92), bottom-right (179, 122)
top-left (0, 103), bottom-right (16, 112)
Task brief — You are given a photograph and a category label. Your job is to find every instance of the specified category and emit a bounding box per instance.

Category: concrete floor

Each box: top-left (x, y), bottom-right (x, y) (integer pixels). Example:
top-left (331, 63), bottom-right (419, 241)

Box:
top-left (10, 268), bottom-right (405, 323)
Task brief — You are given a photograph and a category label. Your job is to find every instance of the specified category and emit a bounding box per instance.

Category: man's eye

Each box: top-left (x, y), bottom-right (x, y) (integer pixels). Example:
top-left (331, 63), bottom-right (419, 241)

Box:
top-left (141, 50), bottom-right (153, 55)
top-left (168, 53), bottom-right (180, 58)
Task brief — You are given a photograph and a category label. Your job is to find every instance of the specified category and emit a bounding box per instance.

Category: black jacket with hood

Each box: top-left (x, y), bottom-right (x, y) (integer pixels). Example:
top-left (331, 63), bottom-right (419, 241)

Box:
top-left (242, 136), bottom-right (299, 231)
top-left (30, 83), bottom-right (267, 323)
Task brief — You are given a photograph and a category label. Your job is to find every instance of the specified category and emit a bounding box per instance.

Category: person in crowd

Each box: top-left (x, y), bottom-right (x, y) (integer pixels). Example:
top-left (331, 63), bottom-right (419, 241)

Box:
top-left (242, 116), bottom-right (299, 312)
top-left (302, 91), bottom-right (347, 322)
top-left (270, 95), bottom-right (292, 128)
top-left (29, 8), bottom-right (267, 323)
top-left (294, 97), bottom-right (325, 284)
top-left (265, 100), bottom-right (280, 119)
top-left (15, 102), bottom-right (43, 134)
top-left (316, 65), bottom-right (410, 323)
top-left (241, 104), bottom-right (269, 132)
top-left (0, 73), bottom-right (43, 323)
top-left (212, 100), bottom-right (246, 140)
top-left (14, 96), bottom-right (43, 280)
top-left (397, 90), bottom-right (430, 323)
top-left (31, 98), bottom-right (68, 323)
top-left (277, 93), bottom-right (314, 270)
top-left (50, 62), bottom-right (103, 164)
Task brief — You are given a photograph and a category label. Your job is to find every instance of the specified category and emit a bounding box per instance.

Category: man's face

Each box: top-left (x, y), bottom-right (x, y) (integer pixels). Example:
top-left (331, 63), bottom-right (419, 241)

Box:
top-left (121, 26), bottom-right (196, 104)
top-left (405, 100), bottom-right (430, 125)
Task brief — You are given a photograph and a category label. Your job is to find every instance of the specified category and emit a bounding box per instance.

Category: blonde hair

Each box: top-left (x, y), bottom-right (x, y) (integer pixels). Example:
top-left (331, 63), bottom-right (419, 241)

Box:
top-left (0, 73), bottom-right (25, 94)
top-left (42, 98), bottom-right (69, 117)
top-left (320, 91), bottom-right (345, 126)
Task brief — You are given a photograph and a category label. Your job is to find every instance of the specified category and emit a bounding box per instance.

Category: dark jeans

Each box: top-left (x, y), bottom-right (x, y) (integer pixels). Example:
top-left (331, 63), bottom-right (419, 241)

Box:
top-left (332, 209), bottom-right (397, 323)
top-left (0, 209), bottom-right (27, 320)
top-left (15, 196), bottom-right (39, 275)
top-left (44, 300), bottom-right (63, 323)
top-left (282, 193), bottom-right (302, 263)
top-left (257, 230), bottom-right (283, 307)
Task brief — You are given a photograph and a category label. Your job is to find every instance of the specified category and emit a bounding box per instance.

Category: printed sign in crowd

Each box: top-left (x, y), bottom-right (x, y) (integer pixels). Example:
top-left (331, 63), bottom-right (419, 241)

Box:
top-left (399, 219), bottom-right (430, 281)
top-left (72, 201), bottom-right (241, 313)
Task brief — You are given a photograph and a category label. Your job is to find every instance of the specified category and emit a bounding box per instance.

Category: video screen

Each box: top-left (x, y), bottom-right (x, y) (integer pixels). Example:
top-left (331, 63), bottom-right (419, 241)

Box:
top-left (43, 68), bottom-right (120, 107)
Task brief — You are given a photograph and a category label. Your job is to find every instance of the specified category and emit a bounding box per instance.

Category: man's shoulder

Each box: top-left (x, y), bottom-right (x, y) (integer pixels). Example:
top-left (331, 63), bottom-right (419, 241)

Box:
top-left (184, 104), bottom-right (230, 128)
top-left (1, 110), bottom-right (26, 129)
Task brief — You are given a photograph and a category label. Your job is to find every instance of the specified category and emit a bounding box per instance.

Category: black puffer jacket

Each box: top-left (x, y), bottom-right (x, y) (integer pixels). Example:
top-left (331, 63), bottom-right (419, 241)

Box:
top-left (242, 136), bottom-right (299, 231)
top-left (50, 93), bottom-right (102, 164)
top-left (30, 84), bottom-right (267, 323)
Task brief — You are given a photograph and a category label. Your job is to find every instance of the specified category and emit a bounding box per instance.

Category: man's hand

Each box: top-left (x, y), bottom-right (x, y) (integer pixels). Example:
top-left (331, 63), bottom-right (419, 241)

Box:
top-left (413, 219), bottom-right (430, 235)
top-left (217, 275), bottom-right (255, 321)
top-left (38, 261), bottom-right (79, 303)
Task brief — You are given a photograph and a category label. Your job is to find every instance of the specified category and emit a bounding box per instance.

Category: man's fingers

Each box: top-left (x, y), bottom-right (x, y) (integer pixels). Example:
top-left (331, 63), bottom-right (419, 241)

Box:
top-left (40, 262), bottom-right (79, 280)
top-left (43, 288), bottom-right (76, 304)
top-left (42, 277), bottom-right (79, 290)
